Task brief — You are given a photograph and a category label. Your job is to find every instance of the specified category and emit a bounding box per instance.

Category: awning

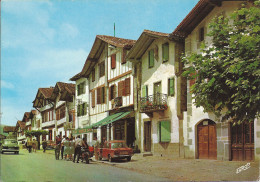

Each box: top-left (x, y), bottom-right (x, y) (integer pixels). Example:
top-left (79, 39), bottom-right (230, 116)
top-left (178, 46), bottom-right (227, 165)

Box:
top-left (92, 111), bottom-right (132, 128)
top-left (72, 125), bottom-right (93, 135)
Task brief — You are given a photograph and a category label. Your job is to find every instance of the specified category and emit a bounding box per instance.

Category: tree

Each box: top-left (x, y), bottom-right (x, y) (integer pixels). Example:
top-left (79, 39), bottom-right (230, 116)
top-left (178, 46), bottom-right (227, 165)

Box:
top-left (182, 1), bottom-right (260, 124)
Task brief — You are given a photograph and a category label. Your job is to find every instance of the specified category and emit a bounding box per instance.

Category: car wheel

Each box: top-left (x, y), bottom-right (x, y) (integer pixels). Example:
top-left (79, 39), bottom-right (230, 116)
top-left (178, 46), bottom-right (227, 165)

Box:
top-left (127, 157), bottom-right (131, 161)
top-left (108, 155), bottom-right (113, 162)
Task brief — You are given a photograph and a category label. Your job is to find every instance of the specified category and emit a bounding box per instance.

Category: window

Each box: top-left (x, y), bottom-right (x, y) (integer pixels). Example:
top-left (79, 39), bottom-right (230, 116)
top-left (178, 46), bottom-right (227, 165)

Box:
top-left (101, 87), bottom-right (106, 104)
top-left (97, 87), bottom-right (105, 104)
top-left (153, 82), bottom-right (161, 94)
top-left (158, 121), bottom-right (171, 142)
top-left (121, 49), bottom-right (127, 64)
top-left (199, 27), bottom-right (204, 42)
top-left (142, 85), bottom-right (148, 97)
top-left (92, 69), bottom-right (95, 82)
top-left (109, 85), bottom-right (117, 100)
top-left (125, 78), bottom-right (131, 96)
top-left (162, 43), bottom-right (169, 62)
top-left (91, 90), bottom-right (95, 108)
top-left (77, 103), bottom-right (88, 117)
top-left (118, 80), bottom-right (125, 97)
top-left (148, 49), bottom-right (154, 68)
top-left (99, 62), bottom-right (105, 77)
top-left (56, 105), bottom-right (65, 121)
top-left (77, 82), bottom-right (85, 96)
top-left (111, 54), bottom-right (116, 69)
top-left (168, 78), bottom-right (175, 96)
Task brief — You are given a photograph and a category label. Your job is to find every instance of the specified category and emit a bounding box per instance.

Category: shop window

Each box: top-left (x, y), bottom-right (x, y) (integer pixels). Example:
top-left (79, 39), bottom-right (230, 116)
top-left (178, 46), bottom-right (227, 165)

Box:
top-left (158, 121), bottom-right (171, 142)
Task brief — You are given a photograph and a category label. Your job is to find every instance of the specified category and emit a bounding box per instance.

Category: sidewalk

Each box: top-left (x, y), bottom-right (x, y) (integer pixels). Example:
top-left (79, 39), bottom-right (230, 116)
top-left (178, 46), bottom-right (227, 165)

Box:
top-left (42, 149), bottom-right (260, 181)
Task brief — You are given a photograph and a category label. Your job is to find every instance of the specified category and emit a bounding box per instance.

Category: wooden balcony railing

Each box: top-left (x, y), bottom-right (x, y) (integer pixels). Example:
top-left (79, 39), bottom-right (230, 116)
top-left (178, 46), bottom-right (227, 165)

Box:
top-left (140, 93), bottom-right (168, 113)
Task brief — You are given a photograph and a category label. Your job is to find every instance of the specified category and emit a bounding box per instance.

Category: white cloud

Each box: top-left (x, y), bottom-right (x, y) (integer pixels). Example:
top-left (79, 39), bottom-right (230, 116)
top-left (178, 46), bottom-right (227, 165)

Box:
top-left (1, 80), bottom-right (15, 89)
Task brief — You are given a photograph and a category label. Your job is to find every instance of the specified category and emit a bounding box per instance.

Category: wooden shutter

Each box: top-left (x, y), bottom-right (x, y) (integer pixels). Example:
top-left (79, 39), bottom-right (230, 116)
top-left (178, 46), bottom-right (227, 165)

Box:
top-left (168, 78), bottom-right (175, 96)
top-left (101, 87), bottom-right (106, 104)
top-left (92, 69), bottom-right (95, 82)
top-left (113, 85), bottom-right (117, 99)
top-left (160, 121), bottom-right (171, 142)
top-left (149, 49), bottom-right (154, 68)
top-left (111, 54), bottom-right (116, 69)
top-left (122, 49), bottom-right (127, 64)
top-left (109, 86), bottom-right (112, 101)
top-left (142, 85), bottom-right (148, 97)
top-left (92, 90), bottom-right (95, 108)
top-left (125, 78), bottom-right (130, 95)
top-left (97, 88), bottom-right (101, 104)
top-left (118, 81), bottom-right (125, 97)
top-left (163, 43), bottom-right (169, 62)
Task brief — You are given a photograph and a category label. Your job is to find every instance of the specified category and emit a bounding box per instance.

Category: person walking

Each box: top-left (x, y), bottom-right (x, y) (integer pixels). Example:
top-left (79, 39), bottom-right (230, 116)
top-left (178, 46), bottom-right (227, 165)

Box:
top-left (42, 139), bottom-right (47, 153)
top-left (61, 135), bottom-right (66, 160)
top-left (73, 136), bottom-right (87, 163)
top-left (63, 137), bottom-right (70, 160)
top-left (27, 137), bottom-right (33, 153)
top-left (55, 135), bottom-right (61, 160)
top-left (32, 139), bottom-right (37, 152)
top-left (68, 137), bottom-right (75, 161)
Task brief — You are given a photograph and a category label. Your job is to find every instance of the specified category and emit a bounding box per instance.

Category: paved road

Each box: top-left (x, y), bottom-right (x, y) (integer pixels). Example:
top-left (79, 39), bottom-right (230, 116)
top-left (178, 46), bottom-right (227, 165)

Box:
top-left (0, 150), bottom-right (169, 182)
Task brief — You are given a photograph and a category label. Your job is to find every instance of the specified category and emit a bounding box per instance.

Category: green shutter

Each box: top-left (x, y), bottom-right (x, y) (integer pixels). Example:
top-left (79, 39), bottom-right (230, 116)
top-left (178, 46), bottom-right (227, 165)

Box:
top-left (79, 104), bottom-right (83, 116)
top-left (163, 43), bottom-right (169, 62)
top-left (160, 121), bottom-right (171, 142)
top-left (149, 50), bottom-right (154, 68)
top-left (77, 85), bottom-right (80, 96)
top-left (77, 105), bottom-right (80, 116)
top-left (168, 78), bottom-right (175, 96)
top-left (158, 122), bottom-right (161, 142)
top-left (142, 85), bottom-right (148, 97)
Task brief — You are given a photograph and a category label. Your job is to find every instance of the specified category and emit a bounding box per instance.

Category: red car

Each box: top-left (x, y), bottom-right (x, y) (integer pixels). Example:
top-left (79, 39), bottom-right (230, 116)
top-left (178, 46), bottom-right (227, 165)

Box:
top-left (97, 140), bottom-right (133, 162)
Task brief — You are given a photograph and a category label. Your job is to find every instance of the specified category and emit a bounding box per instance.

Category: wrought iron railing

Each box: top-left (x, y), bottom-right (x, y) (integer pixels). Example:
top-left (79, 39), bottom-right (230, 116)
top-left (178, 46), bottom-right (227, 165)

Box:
top-left (140, 93), bottom-right (168, 113)
top-left (114, 96), bottom-right (122, 107)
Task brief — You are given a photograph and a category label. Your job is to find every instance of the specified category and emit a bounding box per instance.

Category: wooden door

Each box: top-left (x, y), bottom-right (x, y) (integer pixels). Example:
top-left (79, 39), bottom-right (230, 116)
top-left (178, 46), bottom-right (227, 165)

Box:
top-left (231, 122), bottom-right (254, 161)
top-left (144, 121), bottom-right (151, 152)
top-left (197, 120), bottom-right (217, 159)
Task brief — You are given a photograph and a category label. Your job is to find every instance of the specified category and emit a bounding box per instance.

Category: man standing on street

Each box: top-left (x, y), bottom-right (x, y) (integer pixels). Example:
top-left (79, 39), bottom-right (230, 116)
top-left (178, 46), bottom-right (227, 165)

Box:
top-left (73, 135), bottom-right (87, 163)
top-left (61, 135), bottom-right (66, 160)
top-left (55, 135), bottom-right (61, 160)
top-left (42, 139), bottom-right (47, 153)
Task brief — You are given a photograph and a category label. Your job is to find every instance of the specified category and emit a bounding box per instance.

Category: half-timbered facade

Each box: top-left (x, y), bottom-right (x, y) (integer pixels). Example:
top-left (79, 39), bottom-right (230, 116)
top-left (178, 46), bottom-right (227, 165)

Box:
top-left (71, 35), bottom-right (136, 145)
top-left (49, 82), bottom-right (75, 138)
top-left (127, 30), bottom-right (186, 157)
top-left (16, 120), bottom-right (26, 144)
top-left (170, 0), bottom-right (259, 161)
top-left (33, 87), bottom-right (55, 141)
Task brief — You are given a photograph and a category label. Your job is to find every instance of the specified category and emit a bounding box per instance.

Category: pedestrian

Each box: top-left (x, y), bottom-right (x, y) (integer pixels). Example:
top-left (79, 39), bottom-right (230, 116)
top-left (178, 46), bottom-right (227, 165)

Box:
top-left (93, 137), bottom-right (99, 160)
top-left (55, 135), bottom-right (61, 160)
top-left (27, 137), bottom-right (33, 153)
top-left (68, 137), bottom-right (74, 161)
top-left (63, 137), bottom-right (70, 160)
top-left (61, 135), bottom-right (66, 160)
top-left (32, 139), bottom-right (37, 152)
top-left (42, 139), bottom-right (47, 153)
top-left (73, 135), bottom-right (87, 163)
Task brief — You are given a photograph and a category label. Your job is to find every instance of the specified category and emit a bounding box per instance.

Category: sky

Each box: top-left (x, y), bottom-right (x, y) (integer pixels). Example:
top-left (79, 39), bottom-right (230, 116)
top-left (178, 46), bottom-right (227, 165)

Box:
top-left (1, 0), bottom-right (198, 126)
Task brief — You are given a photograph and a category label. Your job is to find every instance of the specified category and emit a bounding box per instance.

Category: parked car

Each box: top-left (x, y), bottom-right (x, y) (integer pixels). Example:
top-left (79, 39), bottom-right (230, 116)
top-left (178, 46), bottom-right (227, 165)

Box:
top-left (1, 139), bottom-right (19, 154)
top-left (97, 140), bottom-right (133, 162)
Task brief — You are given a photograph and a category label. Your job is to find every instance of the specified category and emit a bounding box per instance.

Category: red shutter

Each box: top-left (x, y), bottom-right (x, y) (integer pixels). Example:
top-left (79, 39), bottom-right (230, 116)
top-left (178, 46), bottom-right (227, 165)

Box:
top-left (92, 90), bottom-right (95, 107)
top-left (111, 54), bottom-right (116, 69)
top-left (122, 49), bottom-right (127, 64)
top-left (97, 88), bottom-right (101, 104)
top-left (125, 77), bottom-right (130, 95)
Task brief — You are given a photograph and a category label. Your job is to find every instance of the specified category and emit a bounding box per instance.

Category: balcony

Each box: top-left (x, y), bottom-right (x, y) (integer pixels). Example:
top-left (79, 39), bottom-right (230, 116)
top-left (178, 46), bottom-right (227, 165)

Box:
top-left (140, 93), bottom-right (168, 113)
top-left (114, 96), bottom-right (122, 107)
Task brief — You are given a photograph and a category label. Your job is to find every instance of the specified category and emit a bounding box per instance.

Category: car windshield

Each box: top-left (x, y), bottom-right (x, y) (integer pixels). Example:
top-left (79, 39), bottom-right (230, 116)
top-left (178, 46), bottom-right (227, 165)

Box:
top-left (4, 140), bottom-right (17, 144)
top-left (111, 142), bottom-right (127, 149)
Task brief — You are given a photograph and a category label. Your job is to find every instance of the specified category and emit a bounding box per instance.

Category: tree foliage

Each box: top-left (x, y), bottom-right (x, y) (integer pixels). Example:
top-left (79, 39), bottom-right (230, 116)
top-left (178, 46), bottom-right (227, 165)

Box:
top-left (25, 130), bottom-right (48, 137)
top-left (182, 1), bottom-right (260, 124)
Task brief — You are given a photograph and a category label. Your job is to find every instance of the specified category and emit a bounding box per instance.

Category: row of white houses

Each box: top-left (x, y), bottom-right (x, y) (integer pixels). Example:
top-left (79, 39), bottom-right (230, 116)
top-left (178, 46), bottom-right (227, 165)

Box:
top-left (16, 0), bottom-right (259, 161)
